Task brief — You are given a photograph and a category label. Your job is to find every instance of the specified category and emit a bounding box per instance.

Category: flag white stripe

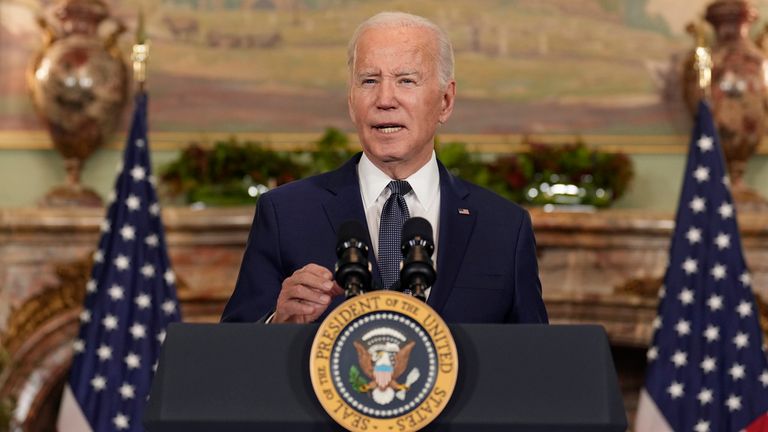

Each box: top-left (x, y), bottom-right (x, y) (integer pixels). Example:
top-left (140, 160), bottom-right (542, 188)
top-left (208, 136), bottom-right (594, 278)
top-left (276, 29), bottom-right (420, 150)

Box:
top-left (57, 384), bottom-right (93, 432)
top-left (635, 389), bottom-right (673, 432)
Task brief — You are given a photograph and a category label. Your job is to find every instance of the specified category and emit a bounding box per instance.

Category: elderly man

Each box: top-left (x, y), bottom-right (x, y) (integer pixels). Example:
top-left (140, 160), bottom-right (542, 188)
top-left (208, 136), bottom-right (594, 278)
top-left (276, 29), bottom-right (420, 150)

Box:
top-left (221, 12), bottom-right (548, 324)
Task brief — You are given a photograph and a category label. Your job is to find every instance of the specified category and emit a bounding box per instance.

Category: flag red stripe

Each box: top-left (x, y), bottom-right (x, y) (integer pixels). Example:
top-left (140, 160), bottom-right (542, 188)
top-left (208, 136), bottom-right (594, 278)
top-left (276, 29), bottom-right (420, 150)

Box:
top-left (747, 413), bottom-right (768, 432)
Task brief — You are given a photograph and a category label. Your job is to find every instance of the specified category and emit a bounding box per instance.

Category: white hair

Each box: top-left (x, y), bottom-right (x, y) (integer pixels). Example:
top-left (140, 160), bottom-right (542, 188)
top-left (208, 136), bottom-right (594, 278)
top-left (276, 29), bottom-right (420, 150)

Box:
top-left (347, 11), bottom-right (455, 89)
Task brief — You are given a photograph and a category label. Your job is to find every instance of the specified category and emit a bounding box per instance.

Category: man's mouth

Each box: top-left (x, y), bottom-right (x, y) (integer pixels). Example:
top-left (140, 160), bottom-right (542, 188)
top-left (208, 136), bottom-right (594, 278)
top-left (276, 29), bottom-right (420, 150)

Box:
top-left (373, 123), bottom-right (405, 134)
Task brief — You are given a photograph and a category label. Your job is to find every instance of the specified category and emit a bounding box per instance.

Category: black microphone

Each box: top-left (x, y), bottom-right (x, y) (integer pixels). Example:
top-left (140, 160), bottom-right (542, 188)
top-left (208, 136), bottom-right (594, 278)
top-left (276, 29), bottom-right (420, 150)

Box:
top-left (335, 220), bottom-right (372, 298)
top-left (399, 217), bottom-right (436, 302)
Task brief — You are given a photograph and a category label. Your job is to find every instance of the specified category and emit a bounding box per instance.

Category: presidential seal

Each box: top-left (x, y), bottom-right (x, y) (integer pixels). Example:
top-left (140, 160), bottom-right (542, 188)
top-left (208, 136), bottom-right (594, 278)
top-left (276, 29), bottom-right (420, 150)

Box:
top-left (310, 291), bottom-right (458, 431)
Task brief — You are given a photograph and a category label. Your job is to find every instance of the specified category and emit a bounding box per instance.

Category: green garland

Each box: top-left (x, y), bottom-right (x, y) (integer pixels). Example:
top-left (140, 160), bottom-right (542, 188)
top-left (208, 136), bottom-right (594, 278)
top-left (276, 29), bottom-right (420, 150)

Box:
top-left (160, 128), bottom-right (354, 206)
top-left (437, 138), bottom-right (633, 207)
top-left (160, 130), bottom-right (633, 208)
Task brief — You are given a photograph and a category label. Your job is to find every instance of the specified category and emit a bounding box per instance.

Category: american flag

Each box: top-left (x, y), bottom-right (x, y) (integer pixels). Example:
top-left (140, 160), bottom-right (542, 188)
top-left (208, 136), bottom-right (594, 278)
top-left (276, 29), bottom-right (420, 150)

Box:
top-left (635, 101), bottom-right (768, 432)
top-left (57, 91), bottom-right (181, 432)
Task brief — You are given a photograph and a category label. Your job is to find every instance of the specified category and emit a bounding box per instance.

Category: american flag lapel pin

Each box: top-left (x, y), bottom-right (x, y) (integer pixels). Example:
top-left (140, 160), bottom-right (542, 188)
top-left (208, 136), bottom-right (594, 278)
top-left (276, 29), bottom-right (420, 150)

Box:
top-left (458, 208), bottom-right (470, 215)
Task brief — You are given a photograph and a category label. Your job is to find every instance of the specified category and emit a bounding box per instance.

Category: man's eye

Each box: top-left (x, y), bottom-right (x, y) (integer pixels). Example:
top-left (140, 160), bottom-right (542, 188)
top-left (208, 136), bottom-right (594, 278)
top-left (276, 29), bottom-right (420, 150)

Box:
top-left (362, 79), bottom-right (377, 85)
top-left (400, 78), bottom-right (416, 85)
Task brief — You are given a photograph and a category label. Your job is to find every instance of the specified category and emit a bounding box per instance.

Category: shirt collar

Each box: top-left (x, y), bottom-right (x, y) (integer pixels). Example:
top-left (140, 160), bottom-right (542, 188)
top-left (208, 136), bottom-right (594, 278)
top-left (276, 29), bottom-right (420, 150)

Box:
top-left (358, 151), bottom-right (439, 211)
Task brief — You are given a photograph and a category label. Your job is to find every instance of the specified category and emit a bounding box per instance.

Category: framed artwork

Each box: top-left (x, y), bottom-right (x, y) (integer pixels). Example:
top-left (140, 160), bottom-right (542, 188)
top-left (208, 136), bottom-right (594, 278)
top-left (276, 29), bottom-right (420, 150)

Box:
top-left (2, 0), bottom-right (768, 150)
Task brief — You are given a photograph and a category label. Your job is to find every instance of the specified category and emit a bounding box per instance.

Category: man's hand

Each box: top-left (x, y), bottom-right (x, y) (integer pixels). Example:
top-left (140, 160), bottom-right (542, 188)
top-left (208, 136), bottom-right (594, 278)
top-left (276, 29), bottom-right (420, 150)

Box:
top-left (272, 264), bottom-right (344, 323)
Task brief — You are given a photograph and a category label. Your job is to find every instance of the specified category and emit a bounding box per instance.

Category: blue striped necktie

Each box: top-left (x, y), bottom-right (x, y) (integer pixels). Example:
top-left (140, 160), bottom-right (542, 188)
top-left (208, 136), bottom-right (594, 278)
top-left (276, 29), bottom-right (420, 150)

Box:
top-left (378, 180), bottom-right (412, 290)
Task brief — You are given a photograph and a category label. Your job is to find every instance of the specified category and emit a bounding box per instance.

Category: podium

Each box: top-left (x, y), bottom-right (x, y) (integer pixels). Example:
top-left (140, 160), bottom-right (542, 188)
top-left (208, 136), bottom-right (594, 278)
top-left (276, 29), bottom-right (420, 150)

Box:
top-left (145, 323), bottom-right (627, 431)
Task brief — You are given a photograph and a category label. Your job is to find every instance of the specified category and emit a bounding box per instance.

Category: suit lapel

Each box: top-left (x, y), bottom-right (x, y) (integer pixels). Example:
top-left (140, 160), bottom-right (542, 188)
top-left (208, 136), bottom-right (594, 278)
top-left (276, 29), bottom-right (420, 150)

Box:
top-left (319, 155), bottom-right (475, 302)
top-left (320, 154), bottom-right (382, 287)
top-left (428, 162), bottom-right (476, 314)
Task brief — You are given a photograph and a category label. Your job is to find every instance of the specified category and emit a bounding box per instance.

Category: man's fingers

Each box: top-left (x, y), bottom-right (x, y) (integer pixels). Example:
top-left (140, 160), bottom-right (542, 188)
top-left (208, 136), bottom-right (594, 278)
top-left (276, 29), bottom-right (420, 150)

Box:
top-left (289, 268), bottom-right (335, 293)
top-left (274, 264), bottom-right (336, 323)
top-left (300, 263), bottom-right (334, 279)
top-left (280, 299), bottom-right (318, 317)
top-left (330, 281), bottom-right (345, 296)
top-left (288, 284), bottom-right (331, 306)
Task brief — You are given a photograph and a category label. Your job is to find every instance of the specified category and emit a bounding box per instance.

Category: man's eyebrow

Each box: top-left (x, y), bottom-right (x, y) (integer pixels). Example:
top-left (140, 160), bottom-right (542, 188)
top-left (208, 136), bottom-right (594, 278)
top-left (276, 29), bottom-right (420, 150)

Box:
top-left (394, 70), bottom-right (419, 77)
top-left (356, 70), bottom-right (381, 78)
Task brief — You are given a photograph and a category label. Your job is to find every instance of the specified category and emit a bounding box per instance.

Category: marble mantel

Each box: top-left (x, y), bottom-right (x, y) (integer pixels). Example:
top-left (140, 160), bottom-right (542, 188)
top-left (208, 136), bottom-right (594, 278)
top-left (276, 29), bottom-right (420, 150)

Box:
top-left (533, 208), bottom-right (768, 342)
top-left (1, 206), bottom-right (767, 430)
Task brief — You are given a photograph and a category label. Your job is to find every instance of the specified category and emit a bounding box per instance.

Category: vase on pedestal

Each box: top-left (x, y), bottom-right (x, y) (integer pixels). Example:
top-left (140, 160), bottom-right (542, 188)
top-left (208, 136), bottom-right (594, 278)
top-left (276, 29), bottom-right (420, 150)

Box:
top-left (27, 0), bottom-right (128, 207)
top-left (683, 0), bottom-right (768, 211)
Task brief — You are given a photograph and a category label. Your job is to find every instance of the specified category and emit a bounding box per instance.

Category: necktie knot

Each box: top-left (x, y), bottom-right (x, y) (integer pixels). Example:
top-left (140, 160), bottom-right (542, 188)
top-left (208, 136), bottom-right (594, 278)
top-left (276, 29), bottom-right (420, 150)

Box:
top-left (387, 180), bottom-right (412, 197)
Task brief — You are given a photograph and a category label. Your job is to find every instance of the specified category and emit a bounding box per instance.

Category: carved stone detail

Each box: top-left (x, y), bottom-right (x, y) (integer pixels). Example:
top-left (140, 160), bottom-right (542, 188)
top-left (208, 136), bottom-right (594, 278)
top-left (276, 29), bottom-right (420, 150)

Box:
top-left (0, 256), bottom-right (90, 430)
top-left (2, 258), bottom-right (89, 354)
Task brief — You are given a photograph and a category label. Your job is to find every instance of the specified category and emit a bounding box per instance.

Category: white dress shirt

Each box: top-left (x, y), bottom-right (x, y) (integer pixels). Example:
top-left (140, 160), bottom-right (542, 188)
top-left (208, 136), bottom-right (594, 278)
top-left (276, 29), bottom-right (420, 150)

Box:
top-left (357, 151), bottom-right (441, 272)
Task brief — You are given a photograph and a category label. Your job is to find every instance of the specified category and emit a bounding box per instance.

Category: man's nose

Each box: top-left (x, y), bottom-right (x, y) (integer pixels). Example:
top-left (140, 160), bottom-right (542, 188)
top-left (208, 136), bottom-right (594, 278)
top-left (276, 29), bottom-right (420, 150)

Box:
top-left (375, 80), bottom-right (398, 110)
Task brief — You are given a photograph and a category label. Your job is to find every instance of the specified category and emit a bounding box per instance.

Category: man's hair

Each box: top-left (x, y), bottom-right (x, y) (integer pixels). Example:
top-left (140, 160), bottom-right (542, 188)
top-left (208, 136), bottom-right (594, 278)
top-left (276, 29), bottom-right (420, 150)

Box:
top-left (347, 11), bottom-right (455, 90)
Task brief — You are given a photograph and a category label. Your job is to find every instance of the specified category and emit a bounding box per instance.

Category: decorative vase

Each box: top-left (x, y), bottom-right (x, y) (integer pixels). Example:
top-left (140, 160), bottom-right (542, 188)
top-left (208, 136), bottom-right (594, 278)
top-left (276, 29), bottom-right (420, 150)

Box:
top-left (684, 0), bottom-right (768, 210)
top-left (27, 0), bottom-right (128, 207)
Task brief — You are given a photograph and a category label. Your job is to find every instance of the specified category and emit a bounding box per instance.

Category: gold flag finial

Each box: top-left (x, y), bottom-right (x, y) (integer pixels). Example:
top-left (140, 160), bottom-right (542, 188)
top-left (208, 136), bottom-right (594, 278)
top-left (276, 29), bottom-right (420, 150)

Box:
top-left (131, 9), bottom-right (149, 89)
top-left (686, 21), bottom-right (712, 96)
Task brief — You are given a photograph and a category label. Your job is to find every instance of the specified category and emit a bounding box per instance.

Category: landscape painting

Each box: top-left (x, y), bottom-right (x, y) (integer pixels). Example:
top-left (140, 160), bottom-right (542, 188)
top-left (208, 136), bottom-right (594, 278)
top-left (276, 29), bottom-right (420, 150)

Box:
top-left (4, 0), bottom-right (768, 139)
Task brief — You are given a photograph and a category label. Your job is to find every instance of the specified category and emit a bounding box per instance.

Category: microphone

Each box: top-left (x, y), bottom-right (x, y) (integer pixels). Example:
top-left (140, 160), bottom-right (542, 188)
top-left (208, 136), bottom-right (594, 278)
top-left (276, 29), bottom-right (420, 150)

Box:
top-left (399, 217), bottom-right (436, 302)
top-left (335, 220), bottom-right (372, 298)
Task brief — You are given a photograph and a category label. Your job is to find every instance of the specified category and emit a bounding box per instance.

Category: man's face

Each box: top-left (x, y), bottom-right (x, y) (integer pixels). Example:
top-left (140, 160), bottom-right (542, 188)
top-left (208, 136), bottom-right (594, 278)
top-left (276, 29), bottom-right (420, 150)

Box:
top-left (348, 25), bottom-right (455, 178)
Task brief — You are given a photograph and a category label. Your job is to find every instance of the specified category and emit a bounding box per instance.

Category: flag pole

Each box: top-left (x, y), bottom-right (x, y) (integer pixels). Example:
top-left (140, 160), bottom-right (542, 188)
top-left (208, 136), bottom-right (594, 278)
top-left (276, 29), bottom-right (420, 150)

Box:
top-left (56, 9), bottom-right (181, 431)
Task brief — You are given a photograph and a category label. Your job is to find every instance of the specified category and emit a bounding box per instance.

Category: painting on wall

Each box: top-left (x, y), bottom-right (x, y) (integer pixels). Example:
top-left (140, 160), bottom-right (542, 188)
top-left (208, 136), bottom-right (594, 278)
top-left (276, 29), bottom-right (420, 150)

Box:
top-left (3, 0), bottom-right (768, 141)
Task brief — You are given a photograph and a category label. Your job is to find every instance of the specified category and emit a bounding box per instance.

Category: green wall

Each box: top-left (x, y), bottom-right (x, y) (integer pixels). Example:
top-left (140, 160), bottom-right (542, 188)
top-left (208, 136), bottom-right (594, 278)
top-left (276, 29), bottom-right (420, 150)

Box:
top-left (613, 154), bottom-right (768, 211)
top-left (0, 149), bottom-right (180, 207)
top-left (1, 148), bottom-right (767, 211)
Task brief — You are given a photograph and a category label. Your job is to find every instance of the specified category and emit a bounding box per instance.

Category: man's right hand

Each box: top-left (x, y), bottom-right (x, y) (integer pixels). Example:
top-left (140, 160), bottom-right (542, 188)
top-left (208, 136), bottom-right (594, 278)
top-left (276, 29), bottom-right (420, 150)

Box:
top-left (272, 264), bottom-right (344, 323)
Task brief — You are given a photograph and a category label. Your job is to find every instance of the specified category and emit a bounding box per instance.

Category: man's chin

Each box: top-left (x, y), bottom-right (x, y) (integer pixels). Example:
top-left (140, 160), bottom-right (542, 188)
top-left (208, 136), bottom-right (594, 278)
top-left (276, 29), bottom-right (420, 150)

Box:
top-left (371, 154), bottom-right (405, 164)
top-left (361, 141), bottom-right (408, 162)
top-left (381, 157), bottom-right (407, 166)
top-left (362, 150), bottom-right (405, 166)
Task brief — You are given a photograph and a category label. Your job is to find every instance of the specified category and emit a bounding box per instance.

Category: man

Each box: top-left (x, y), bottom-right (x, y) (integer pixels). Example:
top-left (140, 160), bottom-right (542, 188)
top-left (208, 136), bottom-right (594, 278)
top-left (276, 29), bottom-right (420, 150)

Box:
top-left (222, 12), bottom-right (548, 324)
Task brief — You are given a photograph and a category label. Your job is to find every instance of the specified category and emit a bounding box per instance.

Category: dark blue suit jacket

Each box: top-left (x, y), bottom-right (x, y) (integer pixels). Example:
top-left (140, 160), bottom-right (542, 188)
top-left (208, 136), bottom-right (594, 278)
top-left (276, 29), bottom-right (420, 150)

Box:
top-left (221, 154), bottom-right (548, 324)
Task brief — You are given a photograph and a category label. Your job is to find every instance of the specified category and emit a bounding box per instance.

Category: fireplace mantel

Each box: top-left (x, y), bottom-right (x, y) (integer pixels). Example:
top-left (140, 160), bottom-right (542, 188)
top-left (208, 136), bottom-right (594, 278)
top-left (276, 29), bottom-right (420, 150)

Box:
top-left (1, 206), bottom-right (767, 429)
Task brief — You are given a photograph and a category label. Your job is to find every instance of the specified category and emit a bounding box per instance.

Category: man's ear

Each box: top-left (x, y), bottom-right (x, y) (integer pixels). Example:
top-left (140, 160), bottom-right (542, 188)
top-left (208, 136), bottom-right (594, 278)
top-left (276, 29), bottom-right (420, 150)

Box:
top-left (438, 80), bottom-right (456, 124)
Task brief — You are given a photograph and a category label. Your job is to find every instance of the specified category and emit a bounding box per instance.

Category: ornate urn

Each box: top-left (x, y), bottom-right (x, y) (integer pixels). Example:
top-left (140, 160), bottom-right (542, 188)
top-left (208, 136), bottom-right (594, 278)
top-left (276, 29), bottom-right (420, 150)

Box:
top-left (683, 0), bottom-right (768, 210)
top-left (28, 0), bottom-right (128, 206)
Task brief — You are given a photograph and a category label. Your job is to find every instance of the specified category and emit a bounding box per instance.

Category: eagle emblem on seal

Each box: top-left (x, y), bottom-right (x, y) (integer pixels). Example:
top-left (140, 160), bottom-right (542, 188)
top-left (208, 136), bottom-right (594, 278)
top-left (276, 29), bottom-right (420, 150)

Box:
top-left (351, 327), bottom-right (421, 405)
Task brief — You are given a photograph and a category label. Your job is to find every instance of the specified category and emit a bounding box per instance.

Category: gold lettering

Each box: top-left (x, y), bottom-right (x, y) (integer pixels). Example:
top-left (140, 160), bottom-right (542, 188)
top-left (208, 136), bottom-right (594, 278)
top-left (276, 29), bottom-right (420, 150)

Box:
top-left (400, 301), bottom-right (420, 315)
top-left (438, 351), bottom-right (454, 373)
top-left (317, 366), bottom-right (329, 385)
top-left (332, 399), bottom-right (344, 413)
top-left (350, 413), bottom-right (369, 430)
top-left (424, 314), bottom-right (445, 342)
top-left (328, 319), bottom-right (340, 333)
top-left (358, 416), bottom-right (369, 430)
top-left (419, 401), bottom-right (434, 415)
top-left (356, 297), bottom-right (375, 314)
top-left (404, 412), bottom-right (418, 429)
top-left (411, 407), bottom-right (427, 425)
top-left (338, 308), bottom-right (353, 324)
top-left (315, 340), bottom-right (332, 360)
top-left (341, 405), bottom-right (359, 421)
top-left (428, 387), bottom-right (445, 407)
